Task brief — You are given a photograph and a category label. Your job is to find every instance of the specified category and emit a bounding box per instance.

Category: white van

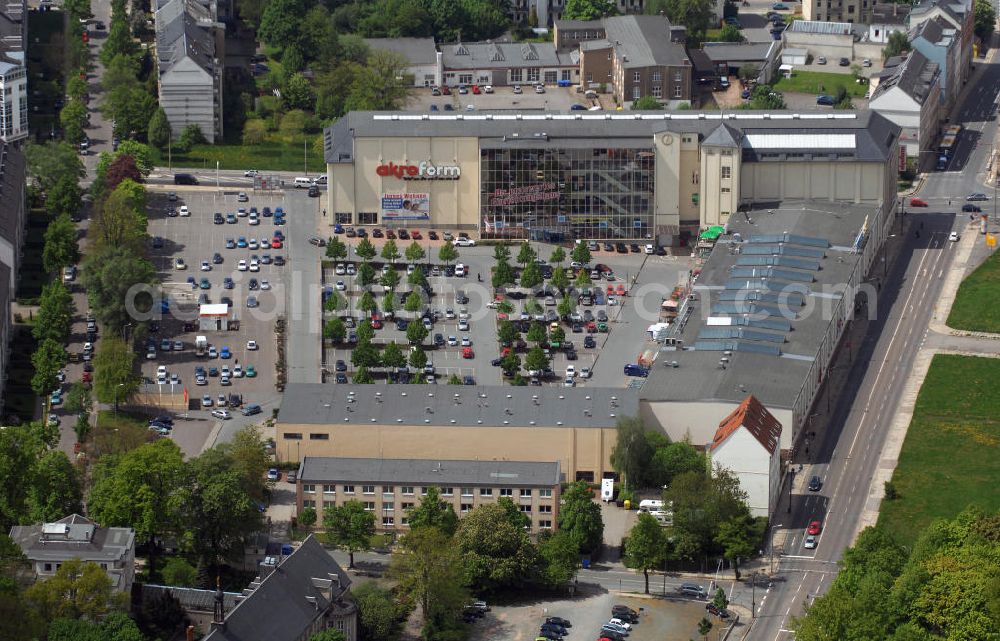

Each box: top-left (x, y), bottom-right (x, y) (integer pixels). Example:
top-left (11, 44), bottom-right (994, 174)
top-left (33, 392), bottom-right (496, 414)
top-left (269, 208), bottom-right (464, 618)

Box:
top-left (312, 175), bottom-right (328, 185)
top-left (638, 499), bottom-right (664, 512)
top-left (294, 177), bottom-right (312, 188)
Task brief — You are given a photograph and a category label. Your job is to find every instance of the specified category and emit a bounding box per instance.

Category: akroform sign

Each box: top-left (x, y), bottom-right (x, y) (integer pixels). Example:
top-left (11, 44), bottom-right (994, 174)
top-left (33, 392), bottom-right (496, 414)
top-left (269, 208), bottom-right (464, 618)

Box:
top-left (376, 161), bottom-right (461, 180)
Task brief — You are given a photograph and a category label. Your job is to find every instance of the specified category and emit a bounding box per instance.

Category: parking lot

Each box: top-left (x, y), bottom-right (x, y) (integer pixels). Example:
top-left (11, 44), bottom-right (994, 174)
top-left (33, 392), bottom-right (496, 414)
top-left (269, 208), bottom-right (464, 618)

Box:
top-left (406, 83), bottom-right (593, 113)
top-left (468, 593), bottom-right (711, 641)
top-left (145, 188), bottom-right (292, 418)
top-left (321, 235), bottom-right (695, 389)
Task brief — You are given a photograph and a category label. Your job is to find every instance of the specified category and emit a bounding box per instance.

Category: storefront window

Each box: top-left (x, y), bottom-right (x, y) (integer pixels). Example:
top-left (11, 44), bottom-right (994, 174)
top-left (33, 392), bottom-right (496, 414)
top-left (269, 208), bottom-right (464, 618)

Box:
top-left (544, 71), bottom-right (558, 84)
top-left (358, 211), bottom-right (378, 225)
top-left (480, 147), bottom-right (655, 240)
top-left (527, 68), bottom-right (540, 83)
top-left (335, 212), bottom-right (353, 224)
top-left (510, 68), bottom-right (523, 83)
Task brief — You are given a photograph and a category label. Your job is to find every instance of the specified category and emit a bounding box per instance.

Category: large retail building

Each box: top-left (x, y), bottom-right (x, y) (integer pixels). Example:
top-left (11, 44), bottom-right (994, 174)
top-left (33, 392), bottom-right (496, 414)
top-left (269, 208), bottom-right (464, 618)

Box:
top-left (324, 110), bottom-right (900, 243)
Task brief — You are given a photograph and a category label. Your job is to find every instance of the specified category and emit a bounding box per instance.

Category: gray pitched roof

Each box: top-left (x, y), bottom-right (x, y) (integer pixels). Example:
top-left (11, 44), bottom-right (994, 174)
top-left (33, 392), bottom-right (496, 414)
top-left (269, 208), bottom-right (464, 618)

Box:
top-left (155, 0), bottom-right (218, 75)
top-left (364, 38), bottom-right (437, 66)
top-left (872, 49), bottom-right (939, 102)
top-left (602, 15), bottom-right (688, 68)
top-left (441, 40), bottom-right (575, 70)
top-left (299, 457), bottom-right (562, 487)
top-left (279, 383), bottom-right (638, 428)
top-left (703, 123), bottom-right (742, 147)
top-left (911, 15), bottom-right (955, 45)
top-left (9, 514), bottom-right (135, 564)
top-left (203, 536), bottom-right (353, 641)
top-left (871, 2), bottom-right (910, 25)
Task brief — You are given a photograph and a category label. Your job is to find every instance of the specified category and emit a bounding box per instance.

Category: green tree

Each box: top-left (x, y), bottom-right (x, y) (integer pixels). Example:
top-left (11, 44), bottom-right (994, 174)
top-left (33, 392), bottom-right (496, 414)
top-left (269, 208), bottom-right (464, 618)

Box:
top-left (550, 246), bottom-right (566, 265)
top-left (258, 0), bottom-right (311, 47)
top-left (326, 236), bottom-right (348, 260)
top-left (59, 100), bottom-right (88, 145)
top-left (65, 381), bottom-right (93, 417)
top-left (975, 0), bottom-right (995, 39)
top-left (500, 352), bottom-right (521, 377)
top-left (284, 73), bottom-right (317, 111)
top-left (405, 241), bottom-right (426, 263)
top-left (380, 268), bottom-right (400, 291)
top-left (664, 467), bottom-right (752, 560)
top-left (743, 84), bottom-right (786, 110)
top-left (242, 119), bottom-right (267, 145)
top-left (551, 267), bottom-right (570, 293)
top-left (100, 10), bottom-right (138, 67)
top-left (498, 320), bottom-right (519, 345)
top-left (25, 141), bottom-right (85, 192)
top-left (457, 499), bottom-right (539, 591)
top-left (611, 416), bottom-right (654, 491)
top-left (408, 346), bottom-right (428, 370)
top-left (538, 529), bottom-right (579, 588)
top-left (63, 0), bottom-right (92, 19)
top-left (178, 124), bottom-right (207, 150)
top-left (404, 291), bottom-right (423, 314)
top-left (550, 326), bottom-right (566, 345)
top-left (646, 0), bottom-right (715, 41)
top-left (324, 500), bottom-right (375, 568)
top-left (558, 481), bottom-right (604, 554)
top-left (714, 514), bottom-right (759, 579)
top-left (92, 337), bottom-right (138, 407)
top-left (310, 631), bottom-right (347, 641)
top-left (356, 320), bottom-right (375, 343)
top-left (356, 237), bottom-right (377, 261)
top-left (391, 526), bottom-right (469, 639)
top-left (575, 269), bottom-right (593, 287)
top-left (324, 317), bottom-right (347, 342)
top-left (447, 374), bottom-right (463, 385)
top-left (358, 261), bottom-right (376, 288)
top-left (438, 242), bottom-right (459, 265)
top-left (359, 291), bottom-right (377, 316)
top-left (223, 424), bottom-right (273, 502)
top-left (147, 107), bottom-right (172, 149)
top-left (562, 0), bottom-right (617, 19)
top-left (738, 64), bottom-right (760, 83)
top-left (299, 506), bottom-right (318, 528)
top-left (712, 587), bottom-right (729, 611)
top-left (352, 342), bottom-right (381, 370)
top-left (571, 242), bottom-right (591, 266)
top-left (353, 365), bottom-right (374, 384)
top-left (494, 243), bottom-right (512, 263)
top-left (406, 486), bottom-right (459, 536)
top-left (631, 95), bottom-right (664, 109)
top-left (647, 440), bottom-right (706, 488)
top-left (408, 267), bottom-right (429, 289)
top-left (520, 261), bottom-right (543, 289)
top-left (345, 50), bottom-right (411, 111)
top-left (492, 260), bottom-right (516, 289)
top-left (90, 187), bottom-right (148, 252)
top-left (351, 583), bottom-right (397, 641)
top-left (381, 342), bottom-right (407, 369)
top-left (718, 23), bottom-right (745, 42)
top-left (557, 296), bottom-right (575, 319)
top-left (516, 241), bottom-right (537, 266)
top-left (28, 451), bottom-right (83, 524)
top-left (527, 323), bottom-right (547, 346)
top-left (43, 211), bottom-right (81, 271)
top-left (31, 338), bottom-right (66, 397)
top-left (33, 280), bottom-right (75, 343)
top-left (24, 558), bottom-right (125, 622)
top-left (324, 291), bottom-right (343, 313)
top-left (883, 31), bottom-right (910, 60)
top-left (525, 346), bottom-right (549, 374)
top-left (697, 617), bottom-right (713, 640)
top-left (382, 292), bottom-right (397, 316)
top-left (161, 557), bottom-right (198, 587)
top-left (381, 239), bottom-right (401, 263)
top-left (278, 109), bottom-right (306, 137)
top-left (624, 512), bottom-right (667, 593)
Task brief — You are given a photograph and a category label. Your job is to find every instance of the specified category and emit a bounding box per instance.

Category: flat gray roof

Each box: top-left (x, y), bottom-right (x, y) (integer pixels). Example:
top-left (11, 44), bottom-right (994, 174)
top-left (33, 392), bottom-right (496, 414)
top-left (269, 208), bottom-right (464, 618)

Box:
top-left (642, 200), bottom-right (880, 410)
top-left (10, 514), bottom-right (135, 563)
top-left (278, 383), bottom-right (637, 428)
top-left (364, 37), bottom-right (437, 66)
top-left (299, 457), bottom-right (561, 487)
top-left (325, 111), bottom-right (900, 165)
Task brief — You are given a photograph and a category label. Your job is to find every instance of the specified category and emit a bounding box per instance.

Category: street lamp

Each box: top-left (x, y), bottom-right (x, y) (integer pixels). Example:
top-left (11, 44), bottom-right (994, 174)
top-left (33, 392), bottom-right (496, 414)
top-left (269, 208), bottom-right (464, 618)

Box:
top-left (112, 382), bottom-right (124, 416)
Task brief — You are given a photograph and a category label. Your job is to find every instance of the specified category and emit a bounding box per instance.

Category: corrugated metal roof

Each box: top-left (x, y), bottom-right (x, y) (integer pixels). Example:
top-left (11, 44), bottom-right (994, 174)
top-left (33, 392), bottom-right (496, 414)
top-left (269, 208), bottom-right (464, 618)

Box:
top-left (744, 133), bottom-right (856, 149)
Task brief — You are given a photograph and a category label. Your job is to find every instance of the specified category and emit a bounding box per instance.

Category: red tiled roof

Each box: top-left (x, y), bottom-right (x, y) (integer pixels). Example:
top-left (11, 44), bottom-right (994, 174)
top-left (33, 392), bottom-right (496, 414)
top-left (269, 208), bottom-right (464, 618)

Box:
top-left (711, 395), bottom-right (782, 453)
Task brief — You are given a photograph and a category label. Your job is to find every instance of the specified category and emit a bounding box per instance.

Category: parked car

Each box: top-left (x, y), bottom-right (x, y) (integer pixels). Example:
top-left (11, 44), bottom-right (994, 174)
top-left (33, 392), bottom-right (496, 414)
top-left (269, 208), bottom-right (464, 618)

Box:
top-left (816, 94), bottom-right (836, 106)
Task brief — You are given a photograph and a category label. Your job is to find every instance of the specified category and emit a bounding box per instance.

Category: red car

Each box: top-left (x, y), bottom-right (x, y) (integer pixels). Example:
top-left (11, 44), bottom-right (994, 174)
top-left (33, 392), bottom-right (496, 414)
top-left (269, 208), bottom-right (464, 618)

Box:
top-left (371, 314), bottom-right (383, 329)
top-left (807, 520), bottom-right (822, 535)
top-left (82, 371), bottom-right (92, 383)
top-left (472, 85), bottom-right (481, 94)
top-left (411, 230), bottom-right (423, 240)
top-left (909, 197), bottom-right (929, 207)
top-left (82, 31), bottom-right (89, 43)
top-left (616, 284), bottom-right (626, 296)
top-left (462, 346), bottom-right (474, 359)
top-left (606, 285), bottom-right (615, 295)
top-left (271, 238), bottom-right (283, 249)
top-left (441, 85), bottom-right (451, 95)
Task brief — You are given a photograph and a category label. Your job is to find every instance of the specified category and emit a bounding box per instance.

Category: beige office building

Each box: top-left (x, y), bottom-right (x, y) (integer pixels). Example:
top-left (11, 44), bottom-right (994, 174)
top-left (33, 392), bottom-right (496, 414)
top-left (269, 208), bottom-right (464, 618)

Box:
top-left (296, 457), bottom-right (562, 533)
top-left (325, 110), bottom-right (900, 245)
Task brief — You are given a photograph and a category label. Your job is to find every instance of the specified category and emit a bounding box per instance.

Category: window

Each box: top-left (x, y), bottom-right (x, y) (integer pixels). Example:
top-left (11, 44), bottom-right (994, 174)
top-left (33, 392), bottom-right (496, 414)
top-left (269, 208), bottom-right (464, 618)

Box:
top-left (500, 488), bottom-right (513, 497)
top-left (520, 488), bottom-right (532, 497)
top-left (309, 433), bottom-right (329, 440)
top-left (721, 166), bottom-right (731, 179)
top-left (459, 74), bottom-right (473, 84)
top-left (561, 69), bottom-right (572, 81)
top-left (382, 516), bottom-right (394, 527)
top-left (357, 211), bottom-right (378, 225)
top-left (335, 212), bottom-right (352, 225)
top-left (343, 485), bottom-right (355, 494)
top-left (323, 500), bottom-right (335, 510)
top-left (304, 499), bottom-right (316, 508)
top-left (401, 516), bottom-right (409, 525)
top-left (303, 484), bottom-right (316, 493)
top-left (632, 86), bottom-right (641, 100)
top-left (652, 85), bottom-right (662, 98)
top-left (674, 71), bottom-right (683, 82)
top-left (539, 505), bottom-right (553, 514)
top-left (363, 502), bottom-right (375, 511)
top-left (652, 71), bottom-right (662, 82)
top-left (519, 504), bottom-right (532, 513)
top-left (383, 502), bottom-right (394, 512)
top-left (539, 489), bottom-right (553, 498)
top-left (544, 70), bottom-right (558, 83)
top-left (510, 68), bottom-right (523, 83)
top-left (323, 484), bottom-right (335, 494)
top-left (633, 71), bottom-right (641, 82)
top-left (402, 502), bottom-right (415, 510)
top-left (283, 432), bottom-right (303, 440)
top-left (527, 68), bottom-right (540, 82)
top-left (382, 486), bottom-right (394, 494)
top-left (402, 486), bottom-right (415, 495)
top-left (441, 487), bottom-right (454, 496)
top-left (461, 487), bottom-right (474, 497)
top-left (674, 85), bottom-right (683, 98)
top-left (721, 187), bottom-right (731, 193)
top-left (420, 487), bottom-right (429, 495)
top-left (479, 488), bottom-right (494, 496)
top-left (461, 503), bottom-right (474, 513)
top-left (44, 563), bottom-right (52, 572)
top-left (586, 72), bottom-right (593, 82)
top-left (540, 520), bottom-right (553, 529)
top-left (363, 485), bottom-right (375, 494)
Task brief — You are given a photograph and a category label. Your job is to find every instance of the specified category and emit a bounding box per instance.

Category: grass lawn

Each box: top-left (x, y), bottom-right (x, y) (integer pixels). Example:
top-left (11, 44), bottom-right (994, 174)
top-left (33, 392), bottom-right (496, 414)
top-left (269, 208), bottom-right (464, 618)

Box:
top-left (947, 249), bottom-right (1000, 332)
top-left (878, 354), bottom-right (1000, 546)
top-left (773, 70), bottom-right (868, 97)
top-left (151, 133), bottom-right (326, 173)
top-left (93, 411), bottom-right (155, 454)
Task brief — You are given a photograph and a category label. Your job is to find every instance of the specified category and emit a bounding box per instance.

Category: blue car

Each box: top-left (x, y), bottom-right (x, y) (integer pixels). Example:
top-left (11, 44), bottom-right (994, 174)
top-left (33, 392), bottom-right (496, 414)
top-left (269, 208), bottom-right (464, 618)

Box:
top-left (263, 206), bottom-right (272, 217)
top-left (226, 238), bottom-right (235, 249)
top-left (50, 392), bottom-right (62, 405)
top-left (224, 277), bottom-right (234, 289)
top-left (187, 276), bottom-right (197, 288)
top-left (237, 236), bottom-right (248, 248)
top-left (570, 104), bottom-right (587, 110)
top-left (816, 95), bottom-right (836, 106)
top-left (220, 346), bottom-right (232, 359)
top-left (334, 224), bottom-right (344, 234)
top-left (274, 215), bottom-right (285, 225)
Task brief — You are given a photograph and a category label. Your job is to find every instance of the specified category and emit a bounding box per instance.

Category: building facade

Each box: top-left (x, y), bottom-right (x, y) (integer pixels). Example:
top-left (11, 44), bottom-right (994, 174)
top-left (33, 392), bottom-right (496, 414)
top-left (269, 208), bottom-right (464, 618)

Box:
top-left (0, 141), bottom-right (25, 416)
top-left (154, 0), bottom-right (223, 142)
top-left (870, 51), bottom-right (941, 158)
top-left (709, 396), bottom-right (783, 518)
top-left (325, 110), bottom-right (902, 243)
top-left (9, 514), bottom-right (136, 593)
top-left (803, 0), bottom-right (876, 23)
top-left (297, 458), bottom-right (562, 533)
top-left (364, 38), bottom-right (440, 88)
top-left (0, 0), bottom-right (28, 143)
top-left (909, 16), bottom-right (961, 112)
top-left (908, 0), bottom-right (972, 89)
top-left (440, 41), bottom-right (578, 88)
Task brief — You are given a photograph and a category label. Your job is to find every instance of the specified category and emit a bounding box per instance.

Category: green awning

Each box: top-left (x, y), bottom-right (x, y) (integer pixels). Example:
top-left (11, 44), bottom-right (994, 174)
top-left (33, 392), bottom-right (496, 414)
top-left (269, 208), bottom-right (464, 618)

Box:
top-left (700, 225), bottom-right (726, 240)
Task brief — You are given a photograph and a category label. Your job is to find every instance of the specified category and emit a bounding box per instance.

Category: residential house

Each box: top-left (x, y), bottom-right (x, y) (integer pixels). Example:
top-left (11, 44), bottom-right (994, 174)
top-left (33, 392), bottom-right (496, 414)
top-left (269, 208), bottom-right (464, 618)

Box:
top-left (802, 0), bottom-right (876, 24)
top-left (909, 16), bottom-right (961, 112)
top-left (709, 396), bottom-right (783, 518)
top-left (440, 41), bottom-right (578, 88)
top-left (0, 140), bottom-right (25, 416)
top-left (870, 50), bottom-right (940, 158)
top-left (9, 514), bottom-right (136, 594)
top-left (364, 37), bottom-right (440, 88)
top-left (864, 2), bottom-right (910, 44)
top-left (202, 535), bottom-right (357, 641)
top-left (0, 0), bottom-right (27, 143)
top-left (297, 457), bottom-right (563, 533)
top-left (154, 0), bottom-right (224, 142)
top-left (577, 15), bottom-right (692, 106)
top-left (908, 0), bottom-right (972, 87)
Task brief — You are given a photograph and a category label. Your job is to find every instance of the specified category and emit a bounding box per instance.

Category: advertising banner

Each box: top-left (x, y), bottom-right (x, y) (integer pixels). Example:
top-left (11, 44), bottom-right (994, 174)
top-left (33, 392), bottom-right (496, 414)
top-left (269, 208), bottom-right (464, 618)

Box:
top-left (381, 193), bottom-right (430, 220)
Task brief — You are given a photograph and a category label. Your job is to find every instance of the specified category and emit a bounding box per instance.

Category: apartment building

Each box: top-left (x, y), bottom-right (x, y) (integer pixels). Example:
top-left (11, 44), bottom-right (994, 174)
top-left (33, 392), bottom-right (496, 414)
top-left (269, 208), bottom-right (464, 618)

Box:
top-left (803, 0), bottom-right (877, 23)
top-left (296, 457), bottom-right (563, 534)
top-left (154, 0), bottom-right (224, 142)
top-left (870, 50), bottom-right (941, 158)
top-left (909, 16), bottom-right (961, 112)
top-left (0, 0), bottom-right (28, 143)
top-left (907, 0), bottom-right (972, 88)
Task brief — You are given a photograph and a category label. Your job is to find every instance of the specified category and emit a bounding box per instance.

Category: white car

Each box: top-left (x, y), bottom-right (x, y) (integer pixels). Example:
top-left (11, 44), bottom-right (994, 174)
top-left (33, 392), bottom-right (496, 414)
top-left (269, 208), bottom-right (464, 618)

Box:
top-left (335, 264), bottom-right (346, 275)
top-left (248, 239), bottom-right (259, 250)
top-left (237, 192), bottom-right (248, 202)
top-left (233, 364), bottom-right (243, 378)
top-left (175, 258), bottom-right (186, 270)
top-left (248, 215), bottom-right (260, 226)
top-left (247, 339), bottom-right (258, 350)
top-left (447, 335), bottom-right (458, 346)
top-left (211, 409), bottom-right (232, 420)
top-left (178, 205), bottom-right (190, 216)
top-left (804, 535), bottom-right (817, 549)
top-left (244, 169), bottom-right (259, 177)
top-left (609, 619), bottom-right (632, 631)
top-left (407, 264), bottom-right (416, 275)
top-left (563, 377), bottom-right (575, 387)
top-left (461, 336), bottom-right (471, 346)
top-left (483, 85), bottom-right (494, 93)
top-left (335, 280), bottom-right (346, 290)
top-left (458, 319), bottom-right (470, 331)
top-left (157, 365), bottom-right (167, 378)
top-left (249, 260), bottom-right (260, 272)
top-left (201, 394), bottom-right (213, 407)
top-left (346, 264), bottom-right (356, 275)
top-left (579, 367), bottom-right (592, 379)
top-left (260, 279), bottom-right (271, 290)
top-left (644, 244), bottom-right (654, 254)
top-left (948, 231), bottom-right (960, 242)
top-left (455, 263), bottom-right (467, 277)
top-left (566, 365), bottom-right (576, 378)
top-left (453, 237), bottom-right (476, 247)
top-left (200, 260), bottom-right (211, 271)
top-left (446, 308), bottom-right (456, 319)
top-left (237, 260), bottom-right (248, 271)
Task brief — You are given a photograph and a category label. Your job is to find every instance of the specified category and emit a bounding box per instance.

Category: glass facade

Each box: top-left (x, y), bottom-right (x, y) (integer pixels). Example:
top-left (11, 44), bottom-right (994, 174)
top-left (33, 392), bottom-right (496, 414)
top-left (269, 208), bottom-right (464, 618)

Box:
top-left (480, 146), bottom-right (655, 240)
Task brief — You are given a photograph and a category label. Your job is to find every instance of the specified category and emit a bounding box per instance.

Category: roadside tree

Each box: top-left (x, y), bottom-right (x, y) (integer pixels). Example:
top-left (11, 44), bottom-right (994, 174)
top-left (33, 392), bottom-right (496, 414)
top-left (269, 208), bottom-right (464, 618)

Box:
top-left (624, 512), bottom-right (667, 593)
top-left (380, 239), bottom-right (400, 264)
top-left (456, 499), bottom-right (539, 591)
top-left (405, 241), bottom-right (425, 263)
top-left (557, 481), bottom-right (604, 553)
top-left (438, 242), bottom-right (459, 265)
top-left (31, 339), bottom-right (66, 398)
top-left (323, 500), bottom-right (375, 568)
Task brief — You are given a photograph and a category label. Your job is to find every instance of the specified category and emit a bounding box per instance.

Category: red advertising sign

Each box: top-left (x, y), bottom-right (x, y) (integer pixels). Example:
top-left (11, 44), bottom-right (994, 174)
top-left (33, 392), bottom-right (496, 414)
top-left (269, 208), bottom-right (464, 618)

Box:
top-left (376, 161), bottom-right (461, 180)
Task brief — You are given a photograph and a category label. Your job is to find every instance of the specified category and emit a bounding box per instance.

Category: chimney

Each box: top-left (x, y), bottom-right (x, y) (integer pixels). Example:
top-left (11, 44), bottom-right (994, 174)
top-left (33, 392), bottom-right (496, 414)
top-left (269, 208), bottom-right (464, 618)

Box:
top-left (186, 625), bottom-right (195, 641)
top-left (211, 577), bottom-right (226, 631)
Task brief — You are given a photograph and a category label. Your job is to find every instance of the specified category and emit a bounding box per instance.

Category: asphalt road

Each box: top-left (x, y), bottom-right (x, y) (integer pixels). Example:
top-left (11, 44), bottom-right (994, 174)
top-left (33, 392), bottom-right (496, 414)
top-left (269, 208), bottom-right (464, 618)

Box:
top-left (748, 53), bottom-right (1000, 641)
